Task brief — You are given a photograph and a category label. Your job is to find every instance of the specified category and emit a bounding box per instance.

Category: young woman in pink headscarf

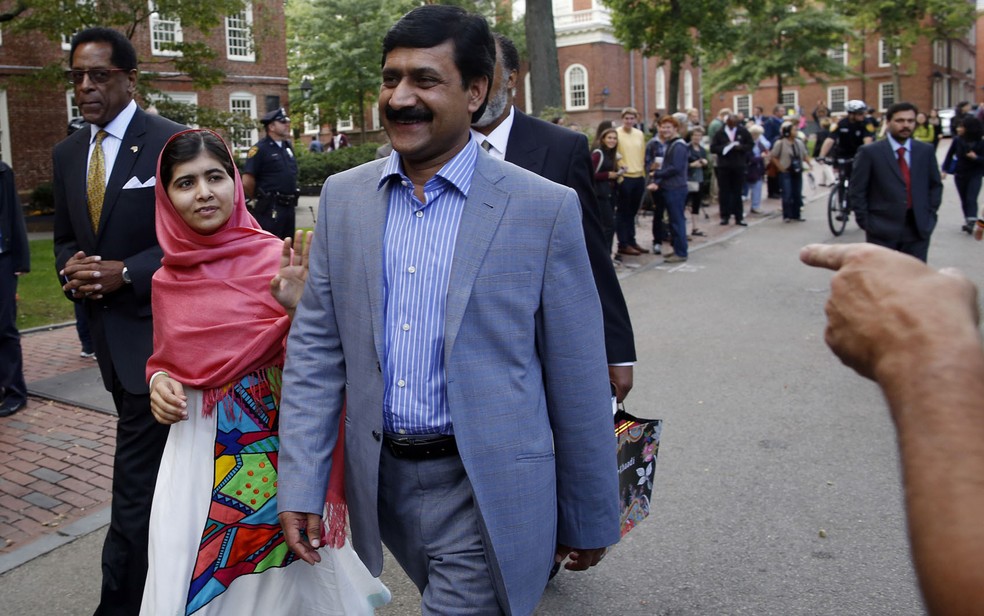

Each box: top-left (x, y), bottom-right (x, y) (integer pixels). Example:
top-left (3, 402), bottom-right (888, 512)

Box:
top-left (140, 129), bottom-right (389, 615)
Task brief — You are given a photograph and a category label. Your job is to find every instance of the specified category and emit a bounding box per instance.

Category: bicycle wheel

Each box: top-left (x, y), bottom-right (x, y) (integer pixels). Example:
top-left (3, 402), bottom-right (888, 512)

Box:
top-left (827, 187), bottom-right (847, 236)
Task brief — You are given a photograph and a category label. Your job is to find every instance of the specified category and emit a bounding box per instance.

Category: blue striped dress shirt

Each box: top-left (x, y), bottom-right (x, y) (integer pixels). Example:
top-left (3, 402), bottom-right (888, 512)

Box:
top-left (378, 138), bottom-right (479, 435)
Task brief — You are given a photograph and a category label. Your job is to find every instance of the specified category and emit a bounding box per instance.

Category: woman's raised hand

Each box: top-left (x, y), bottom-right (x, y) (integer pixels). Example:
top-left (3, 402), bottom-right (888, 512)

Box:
top-left (270, 229), bottom-right (314, 318)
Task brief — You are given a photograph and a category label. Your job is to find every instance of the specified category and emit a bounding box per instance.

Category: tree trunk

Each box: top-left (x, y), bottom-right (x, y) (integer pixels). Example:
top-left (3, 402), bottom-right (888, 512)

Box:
top-left (668, 61), bottom-right (680, 114)
top-left (892, 62), bottom-right (903, 103)
top-left (525, 0), bottom-right (562, 116)
top-left (776, 73), bottom-right (784, 111)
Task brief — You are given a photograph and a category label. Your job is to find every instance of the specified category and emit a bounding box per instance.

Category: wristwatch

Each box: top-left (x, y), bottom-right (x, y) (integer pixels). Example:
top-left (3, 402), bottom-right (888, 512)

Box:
top-left (121, 265), bottom-right (132, 285)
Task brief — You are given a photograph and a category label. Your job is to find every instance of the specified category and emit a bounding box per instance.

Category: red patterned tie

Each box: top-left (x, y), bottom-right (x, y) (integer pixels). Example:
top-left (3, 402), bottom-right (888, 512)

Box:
top-left (897, 146), bottom-right (912, 209)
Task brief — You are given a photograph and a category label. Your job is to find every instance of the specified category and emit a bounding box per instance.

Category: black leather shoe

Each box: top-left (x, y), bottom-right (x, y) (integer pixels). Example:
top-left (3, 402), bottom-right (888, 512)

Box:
top-left (0, 398), bottom-right (25, 418)
top-left (737, 220), bottom-right (748, 226)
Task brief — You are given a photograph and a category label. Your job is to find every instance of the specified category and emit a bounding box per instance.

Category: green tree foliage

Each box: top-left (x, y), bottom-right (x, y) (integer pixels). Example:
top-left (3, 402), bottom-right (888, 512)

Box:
top-left (834, 0), bottom-right (977, 99)
top-left (705, 1), bottom-right (851, 102)
top-left (603, 0), bottom-right (731, 113)
top-left (286, 0), bottom-right (523, 136)
top-left (5, 0), bottom-right (250, 88)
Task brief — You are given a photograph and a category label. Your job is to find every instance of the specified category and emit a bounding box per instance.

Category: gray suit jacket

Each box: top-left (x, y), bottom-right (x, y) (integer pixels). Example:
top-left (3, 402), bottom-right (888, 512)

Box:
top-left (850, 138), bottom-right (943, 241)
top-left (278, 151), bottom-right (620, 615)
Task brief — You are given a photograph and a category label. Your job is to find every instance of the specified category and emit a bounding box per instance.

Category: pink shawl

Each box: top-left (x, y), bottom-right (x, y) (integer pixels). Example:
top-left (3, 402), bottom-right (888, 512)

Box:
top-left (145, 129), bottom-right (290, 395)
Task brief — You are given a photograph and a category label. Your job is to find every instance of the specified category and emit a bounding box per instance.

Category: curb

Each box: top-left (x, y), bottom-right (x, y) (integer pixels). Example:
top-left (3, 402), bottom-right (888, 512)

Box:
top-left (0, 507), bottom-right (110, 575)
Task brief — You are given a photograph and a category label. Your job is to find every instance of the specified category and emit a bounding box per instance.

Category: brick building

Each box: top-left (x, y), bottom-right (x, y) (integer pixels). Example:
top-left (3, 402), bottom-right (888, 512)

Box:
top-left (302, 0), bottom-right (699, 148)
top-left (0, 0), bottom-right (288, 196)
top-left (711, 29), bottom-right (976, 128)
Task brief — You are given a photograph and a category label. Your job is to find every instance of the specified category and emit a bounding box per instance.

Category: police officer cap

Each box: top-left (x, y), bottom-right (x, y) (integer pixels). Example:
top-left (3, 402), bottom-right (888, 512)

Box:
top-left (261, 108), bottom-right (290, 125)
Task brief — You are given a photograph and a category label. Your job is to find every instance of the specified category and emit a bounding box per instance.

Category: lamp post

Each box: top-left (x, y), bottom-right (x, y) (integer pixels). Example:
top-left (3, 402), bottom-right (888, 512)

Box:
top-left (300, 78), bottom-right (312, 100)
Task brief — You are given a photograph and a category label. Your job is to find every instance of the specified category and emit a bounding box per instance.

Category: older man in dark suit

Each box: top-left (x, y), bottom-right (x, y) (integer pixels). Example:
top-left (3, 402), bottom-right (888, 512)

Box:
top-left (471, 33), bottom-right (636, 401)
top-left (53, 27), bottom-right (183, 615)
top-left (850, 102), bottom-right (943, 262)
top-left (0, 161), bottom-right (29, 418)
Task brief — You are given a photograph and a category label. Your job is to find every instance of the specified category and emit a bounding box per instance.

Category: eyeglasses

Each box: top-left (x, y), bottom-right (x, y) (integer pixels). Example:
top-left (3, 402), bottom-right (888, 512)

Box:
top-left (65, 68), bottom-right (130, 85)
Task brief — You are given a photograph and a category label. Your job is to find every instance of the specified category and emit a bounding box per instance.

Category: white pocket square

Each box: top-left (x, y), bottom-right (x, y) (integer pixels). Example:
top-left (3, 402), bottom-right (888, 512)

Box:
top-left (123, 176), bottom-right (156, 189)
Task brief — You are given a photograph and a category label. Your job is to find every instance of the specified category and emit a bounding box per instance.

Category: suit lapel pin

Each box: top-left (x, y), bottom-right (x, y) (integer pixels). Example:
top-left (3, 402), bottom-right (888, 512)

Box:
top-left (131, 146), bottom-right (139, 153)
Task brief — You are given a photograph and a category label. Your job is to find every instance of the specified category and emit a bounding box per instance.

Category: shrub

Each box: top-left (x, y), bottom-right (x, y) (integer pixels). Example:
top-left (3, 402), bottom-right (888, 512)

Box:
top-left (295, 144), bottom-right (379, 192)
top-left (29, 182), bottom-right (55, 215)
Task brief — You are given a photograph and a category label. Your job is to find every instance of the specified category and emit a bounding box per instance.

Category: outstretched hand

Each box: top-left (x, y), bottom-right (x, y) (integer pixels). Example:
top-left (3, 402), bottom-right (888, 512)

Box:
top-left (270, 230), bottom-right (314, 318)
top-left (800, 243), bottom-right (980, 382)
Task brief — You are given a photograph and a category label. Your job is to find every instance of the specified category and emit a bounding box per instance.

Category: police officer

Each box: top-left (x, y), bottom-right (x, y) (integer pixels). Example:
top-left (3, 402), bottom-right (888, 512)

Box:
top-left (818, 99), bottom-right (877, 178)
top-left (243, 107), bottom-right (299, 239)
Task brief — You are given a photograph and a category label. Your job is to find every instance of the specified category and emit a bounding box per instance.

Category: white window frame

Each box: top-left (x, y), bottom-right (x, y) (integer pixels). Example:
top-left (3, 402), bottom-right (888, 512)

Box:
top-left (371, 105), bottom-right (380, 131)
top-left (878, 39), bottom-right (895, 67)
top-left (733, 94), bottom-right (751, 117)
top-left (229, 92), bottom-right (257, 156)
top-left (655, 66), bottom-right (666, 110)
top-left (683, 70), bottom-right (693, 110)
top-left (524, 73), bottom-right (532, 115)
top-left (828, 44), bottom-right (847, 66)
top-left (828, 86), bottom-right (848, 114)
top-left (878, 82), bottom-right (895, 111)
top-left (564, 64), bottom-right (588, 111)
top-left (149, 1), bottom-right (183, 57)
top-left (304, 106), bottom-right (319, 135)
top-left (226, 5), bottom-right (255, 62)
top-left (337, 116), bottom-right (354, 131)
top-left (0, 90), bottom-right (10, 165)
top-left (150, 91), bottom-right (198, 126)
top-left (780, 90), bottom-right (798, 112)
top-left (66, 91), bottom-right (80, 123)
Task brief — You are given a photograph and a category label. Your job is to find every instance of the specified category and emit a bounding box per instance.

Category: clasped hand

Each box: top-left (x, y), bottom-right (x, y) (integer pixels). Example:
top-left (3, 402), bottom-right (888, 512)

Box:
top-left (60, 252), bottom-right (125, 300)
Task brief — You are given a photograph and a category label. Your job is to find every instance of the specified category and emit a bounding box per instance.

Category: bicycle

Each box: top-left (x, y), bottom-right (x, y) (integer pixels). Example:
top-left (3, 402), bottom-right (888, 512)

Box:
top-left (825, 157), bottom-right (853, 236)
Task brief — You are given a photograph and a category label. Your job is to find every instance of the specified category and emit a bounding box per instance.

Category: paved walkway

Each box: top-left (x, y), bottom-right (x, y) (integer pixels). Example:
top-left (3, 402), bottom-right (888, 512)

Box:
top-left (0, 187), bottom-right (814, 571)
top-left (0, 326), bottom-right (115, 561)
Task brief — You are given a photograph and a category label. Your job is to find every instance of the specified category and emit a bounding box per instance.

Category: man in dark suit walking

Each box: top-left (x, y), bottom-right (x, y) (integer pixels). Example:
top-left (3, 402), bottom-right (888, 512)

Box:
top-left (710, 112), bottom-right (754, 226)
top-left (53, 27), bottom-right (183, 615)
top-left (850, 102), bottom-right (943, 262)
top-left (471, 33), bottom-right (636, 400)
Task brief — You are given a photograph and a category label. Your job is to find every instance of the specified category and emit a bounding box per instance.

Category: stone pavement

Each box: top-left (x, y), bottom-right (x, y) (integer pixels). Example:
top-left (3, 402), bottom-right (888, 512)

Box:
top-left (0, 325), bottom-right (115, 567)
top-left (0, 187), bottom-right (815, 574)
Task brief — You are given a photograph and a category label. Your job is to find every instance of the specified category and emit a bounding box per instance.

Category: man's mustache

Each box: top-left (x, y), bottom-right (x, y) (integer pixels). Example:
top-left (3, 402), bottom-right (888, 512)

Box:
top-left (385, 106), bottom-right (433, 122)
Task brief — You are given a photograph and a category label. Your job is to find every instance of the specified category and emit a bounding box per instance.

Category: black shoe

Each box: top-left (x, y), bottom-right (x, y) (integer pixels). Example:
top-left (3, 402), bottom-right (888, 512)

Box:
top-left (737, 220), bottom-right (748, 226)
top-left (548, 561), bottom-right (562, 580)
top-left (720, 220), bottom-right (729, 226)
top-left (962, 223), bottom-right (974, 234)
top-left (0, 398), bottom-right (25, 418)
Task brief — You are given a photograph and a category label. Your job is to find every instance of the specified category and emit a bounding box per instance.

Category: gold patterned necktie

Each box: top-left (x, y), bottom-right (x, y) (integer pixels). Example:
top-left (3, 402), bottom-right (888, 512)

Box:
top-left (87, 130), bottom-right (108, 233)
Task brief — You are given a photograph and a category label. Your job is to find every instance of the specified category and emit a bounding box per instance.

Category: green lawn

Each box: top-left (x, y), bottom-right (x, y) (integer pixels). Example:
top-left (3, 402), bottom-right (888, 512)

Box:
top-left (17, 238), bottom-right (75, 330)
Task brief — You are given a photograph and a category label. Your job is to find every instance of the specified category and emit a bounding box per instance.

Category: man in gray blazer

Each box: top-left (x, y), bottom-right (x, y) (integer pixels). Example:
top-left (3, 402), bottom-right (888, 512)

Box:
top-left (850, 102), bottom-right (943, 262)
top-left (277, 6), bottom-right (619, 615)
top-left (53, 28), bottom-right (182, 614)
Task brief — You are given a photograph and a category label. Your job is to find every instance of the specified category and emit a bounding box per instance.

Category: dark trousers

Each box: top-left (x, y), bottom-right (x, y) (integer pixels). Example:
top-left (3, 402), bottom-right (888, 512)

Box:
top-left (75, 302), bottom-right (93, 354)
top-left (616, 177), bottom-right (645, 248)
top-left (867, 210), bottom-right (930, 263)
top-left (663, 187), bottom-right (689, 257)
top-left (94, 376), bottom-right (169, 616)
top-left (0, 252), bottom-right (26, 405)
top-left (716, 167), bottom-right (746, 223)
top-left (780, 172), bottom-right (804, 220)
top-left (649, 188), bottom-right (667, 246)
top-left (767, 174), bottom-right (781, 198)
top-left (254, 204), bottom-right (296, 240)
top-left (954, 173), bottom-right (982, 220)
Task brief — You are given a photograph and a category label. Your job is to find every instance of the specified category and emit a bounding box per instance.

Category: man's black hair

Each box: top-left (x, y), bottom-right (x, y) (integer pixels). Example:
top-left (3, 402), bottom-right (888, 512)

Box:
top-left (69, 27), bottom-right (138, 71)
top-left (493, 33), bottom-right (520, 74)
top-left (885, 102), bottom-right (918, 121)
top-left (382, 5), bottom-right (494, 123)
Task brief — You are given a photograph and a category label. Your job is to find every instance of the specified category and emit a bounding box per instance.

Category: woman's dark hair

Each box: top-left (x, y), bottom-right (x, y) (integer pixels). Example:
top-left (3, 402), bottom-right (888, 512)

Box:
top-left (961, 116), bottom-right (984, 142)
top-left (160, 130), bottom-right (236, 189)
top-left (70, 27), bottom-right (137, 71)
top-left (382, 5), bottom-right (495, 123)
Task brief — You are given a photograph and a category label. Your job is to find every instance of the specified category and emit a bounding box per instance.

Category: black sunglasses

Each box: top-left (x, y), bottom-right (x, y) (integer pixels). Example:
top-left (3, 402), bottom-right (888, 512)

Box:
top-left (65, 68), bottom-right (130, 85)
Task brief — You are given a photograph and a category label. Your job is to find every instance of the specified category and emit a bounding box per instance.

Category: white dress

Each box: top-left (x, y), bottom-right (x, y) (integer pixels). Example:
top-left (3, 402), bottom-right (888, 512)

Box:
top-left (140, 370), bottom-right (389, 616)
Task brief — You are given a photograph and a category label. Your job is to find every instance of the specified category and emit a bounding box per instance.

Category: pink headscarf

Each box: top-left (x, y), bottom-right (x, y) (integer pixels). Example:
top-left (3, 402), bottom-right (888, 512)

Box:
top-left (146, 129), bottom-right (289, 394)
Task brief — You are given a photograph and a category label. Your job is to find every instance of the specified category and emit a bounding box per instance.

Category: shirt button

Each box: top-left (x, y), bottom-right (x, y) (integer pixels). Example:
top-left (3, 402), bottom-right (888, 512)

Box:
top-left (415, 210), bottom-right (423, 218)
top-left (397, 379), bottom-right (406, 387)
top-left (398, 429), bottom-right (406, 435)
top-left (402, 181), bottom-right (409, 187)
top-left (402, 323), bottom-right (410, 331)
top-left (407, 266), bottom-right (416, 274)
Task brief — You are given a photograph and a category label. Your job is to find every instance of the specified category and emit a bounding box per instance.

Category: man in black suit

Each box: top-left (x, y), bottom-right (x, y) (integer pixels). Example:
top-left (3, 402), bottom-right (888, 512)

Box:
top-left (471, 33), bottom-right (636, 400)
top-left (850, 102), bottom-right (943, 263)
top-left (53, 27), bottom-right (183, 615)
top-left (710, 112), bottom-right (754, 226)
top-left (0, 161), bottom-right (29, 418)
